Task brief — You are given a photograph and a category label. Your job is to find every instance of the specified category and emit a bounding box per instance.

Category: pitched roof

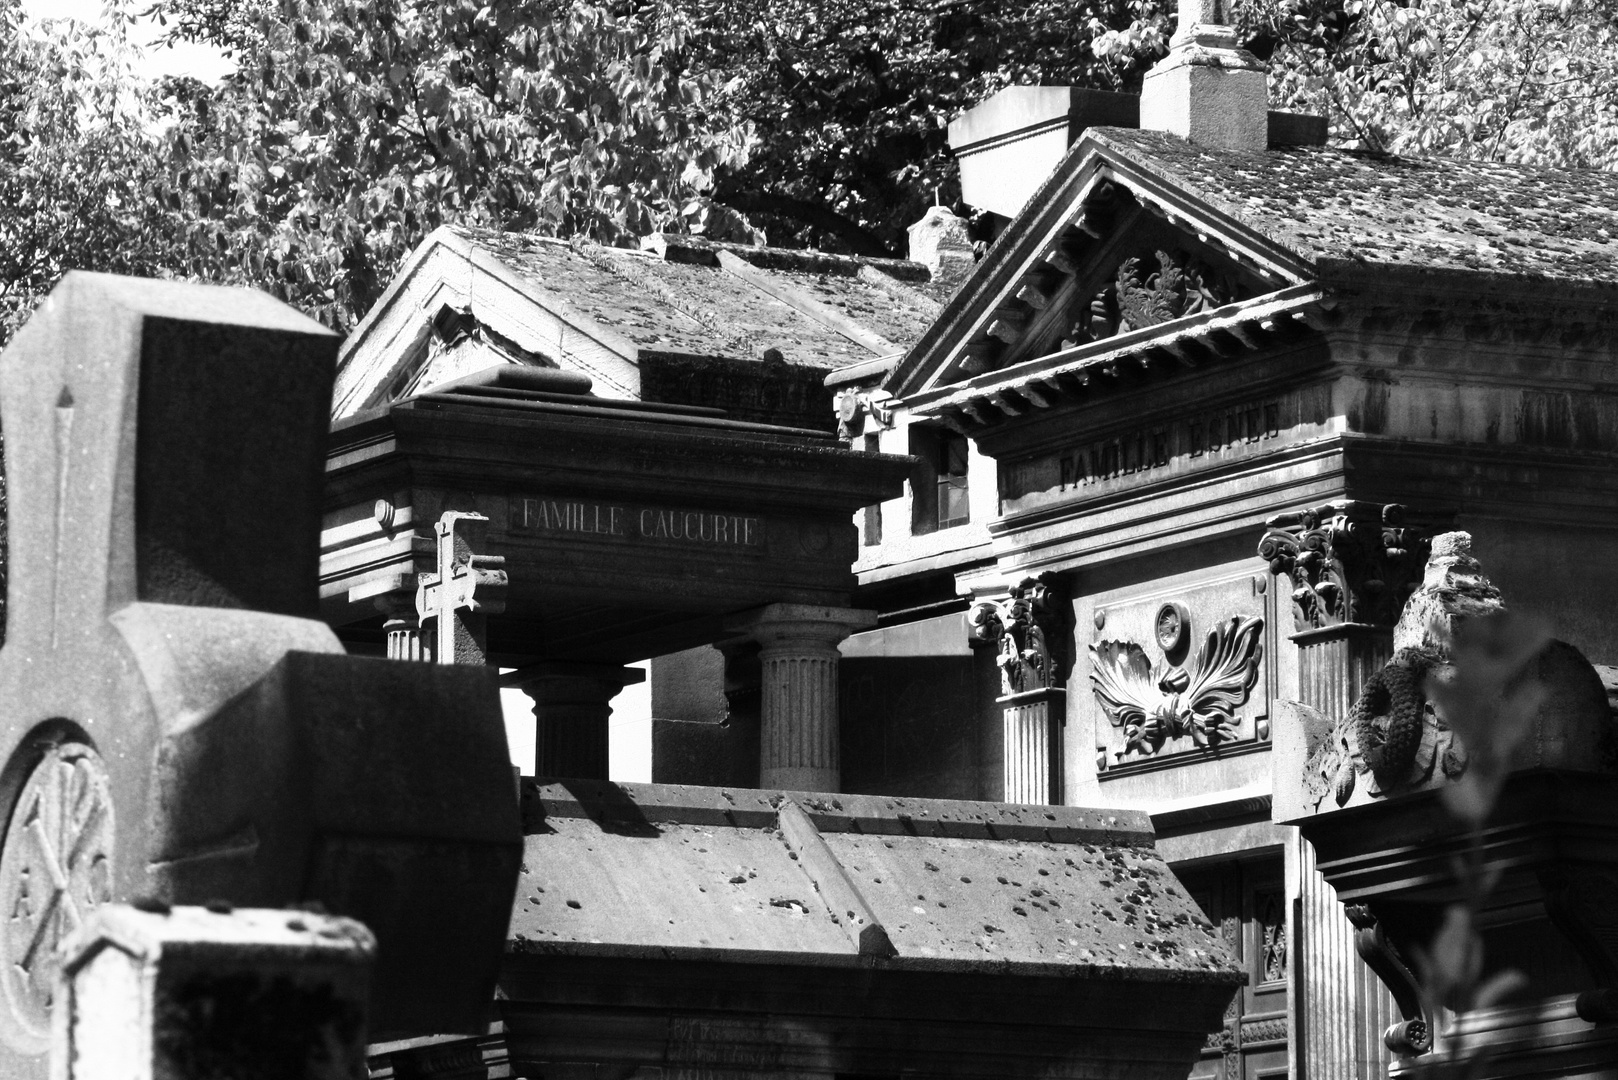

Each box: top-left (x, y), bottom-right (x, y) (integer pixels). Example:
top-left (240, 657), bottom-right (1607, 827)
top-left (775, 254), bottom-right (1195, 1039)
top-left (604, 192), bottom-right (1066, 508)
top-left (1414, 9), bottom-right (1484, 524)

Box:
top-left (455, 227), bottom-right (941, 369)
top-left (1091, 127), bottom-right (1618, 285)
top-left (885, 124), bottom-right (1618, 401)
top-left (334, 225), bottom-right (946, 420)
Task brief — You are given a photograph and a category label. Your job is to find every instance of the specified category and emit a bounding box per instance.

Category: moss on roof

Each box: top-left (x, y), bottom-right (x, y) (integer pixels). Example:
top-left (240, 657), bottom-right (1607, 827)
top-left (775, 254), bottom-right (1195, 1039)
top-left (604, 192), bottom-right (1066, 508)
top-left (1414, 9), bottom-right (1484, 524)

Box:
top-left (451, 226), bottom-right (939, 369)
top-left (1093, 127), bottom-right (1618, 285)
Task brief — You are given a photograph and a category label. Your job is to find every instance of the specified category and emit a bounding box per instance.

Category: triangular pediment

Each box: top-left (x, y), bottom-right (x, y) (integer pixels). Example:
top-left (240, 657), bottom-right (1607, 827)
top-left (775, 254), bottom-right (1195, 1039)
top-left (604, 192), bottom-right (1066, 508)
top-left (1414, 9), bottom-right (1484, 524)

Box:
top-left (885, 132), bottom-right (1319, 402)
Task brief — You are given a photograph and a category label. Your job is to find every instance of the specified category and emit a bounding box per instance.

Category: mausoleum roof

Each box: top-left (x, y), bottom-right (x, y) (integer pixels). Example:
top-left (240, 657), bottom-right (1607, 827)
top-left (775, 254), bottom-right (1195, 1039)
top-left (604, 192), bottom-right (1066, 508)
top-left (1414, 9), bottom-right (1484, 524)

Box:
top-left (1090, 127), bottom-right (1618, 286)
top-left (333, 224), bottom-right (943, 419)
top-left (450, 227), bottom-right (939, 369)
top-left (509, 780), bottom-right (1242, 981)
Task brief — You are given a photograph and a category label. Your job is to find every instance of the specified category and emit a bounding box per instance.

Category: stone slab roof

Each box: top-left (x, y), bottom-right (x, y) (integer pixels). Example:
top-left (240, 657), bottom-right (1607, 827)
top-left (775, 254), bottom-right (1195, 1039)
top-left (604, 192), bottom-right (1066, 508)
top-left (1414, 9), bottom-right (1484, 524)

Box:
top-left (452, 227), bottom-right (939, 370)
top-left (508, 780), bottom-right (1242, 982)
top-left (1093, 127), bottom-right (1618, 286)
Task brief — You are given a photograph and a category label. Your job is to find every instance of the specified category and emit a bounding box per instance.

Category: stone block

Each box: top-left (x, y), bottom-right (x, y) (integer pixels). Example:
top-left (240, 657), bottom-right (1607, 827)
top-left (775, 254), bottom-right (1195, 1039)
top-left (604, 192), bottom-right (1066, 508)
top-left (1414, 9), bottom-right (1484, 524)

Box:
top-left (0, 274), bottom-right (520, 1072)
top-left (1140, 57), bottom-right (1269, 152)
top-left (52, 904), bottom-right (374, 1080)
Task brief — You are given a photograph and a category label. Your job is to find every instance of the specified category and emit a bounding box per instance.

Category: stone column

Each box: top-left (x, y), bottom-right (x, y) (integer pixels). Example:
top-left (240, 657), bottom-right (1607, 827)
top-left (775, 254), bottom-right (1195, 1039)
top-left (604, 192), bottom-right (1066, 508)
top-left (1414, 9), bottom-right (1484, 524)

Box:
top-left (1258, 500), bottom-right (1431, 1080)
top-left (511, 662), bottom-right (646, 781)
top-left (967, 575), bottom-right (1072, 806)
top-left (377, 590), bottom-right (425, 661)
top-left (726, 604), bottom-right (876, 792)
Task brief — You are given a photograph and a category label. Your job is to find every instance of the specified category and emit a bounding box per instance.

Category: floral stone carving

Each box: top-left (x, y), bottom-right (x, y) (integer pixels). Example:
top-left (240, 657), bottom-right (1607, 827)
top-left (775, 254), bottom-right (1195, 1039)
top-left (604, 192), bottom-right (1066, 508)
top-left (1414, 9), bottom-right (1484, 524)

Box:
top-left (968, 575), bottom-right (1071, 696)
top-left (1090, 615), bottom-right (1264, 759)
top-left (1114, 249), bottom-right (1232, 332)
top-left (1256, 500), bottom-right (1429, 632)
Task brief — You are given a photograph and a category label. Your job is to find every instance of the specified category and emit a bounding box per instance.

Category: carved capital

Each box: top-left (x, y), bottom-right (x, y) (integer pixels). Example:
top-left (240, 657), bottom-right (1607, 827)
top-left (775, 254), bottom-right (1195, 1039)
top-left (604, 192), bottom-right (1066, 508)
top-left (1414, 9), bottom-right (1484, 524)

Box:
top-left (967, 575), bottom-right (1072, 696)
top-left (1257, 500), bottom-right (1429, 632)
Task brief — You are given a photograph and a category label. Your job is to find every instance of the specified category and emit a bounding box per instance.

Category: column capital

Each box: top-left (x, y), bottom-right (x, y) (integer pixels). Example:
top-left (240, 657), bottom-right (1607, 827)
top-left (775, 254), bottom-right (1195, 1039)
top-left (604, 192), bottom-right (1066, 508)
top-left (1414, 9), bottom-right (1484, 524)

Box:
top-left (1257, 500), bottom-right (1430, 635)
top-left (505, 661), bottom-right (646, 692)
top-left (509, 662), bottom-right (644, 781)
top-left (724, 604), bottom-right (877, 649)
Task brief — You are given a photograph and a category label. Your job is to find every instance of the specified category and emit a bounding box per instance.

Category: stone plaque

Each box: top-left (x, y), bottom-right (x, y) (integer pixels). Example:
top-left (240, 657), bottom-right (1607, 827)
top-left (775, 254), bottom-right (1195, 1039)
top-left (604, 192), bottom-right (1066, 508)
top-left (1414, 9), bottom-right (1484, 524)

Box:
top-left (1089, 571), bottom-right (1272, 773)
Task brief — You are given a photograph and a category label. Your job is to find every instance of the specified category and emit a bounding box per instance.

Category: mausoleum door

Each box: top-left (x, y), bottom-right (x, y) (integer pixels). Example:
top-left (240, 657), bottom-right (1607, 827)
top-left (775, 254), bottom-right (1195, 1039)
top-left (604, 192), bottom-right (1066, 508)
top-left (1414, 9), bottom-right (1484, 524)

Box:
top-left (1178, 857), bottom-right (1289, 1080)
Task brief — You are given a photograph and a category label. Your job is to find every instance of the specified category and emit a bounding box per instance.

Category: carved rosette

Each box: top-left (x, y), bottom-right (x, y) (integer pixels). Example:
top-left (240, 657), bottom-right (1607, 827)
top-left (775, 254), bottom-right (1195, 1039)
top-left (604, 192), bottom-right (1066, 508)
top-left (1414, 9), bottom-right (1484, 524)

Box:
top-left (1256, 501), bottom-right (1428, 632)
top-left (967, 575), bottom-right (1071, 697)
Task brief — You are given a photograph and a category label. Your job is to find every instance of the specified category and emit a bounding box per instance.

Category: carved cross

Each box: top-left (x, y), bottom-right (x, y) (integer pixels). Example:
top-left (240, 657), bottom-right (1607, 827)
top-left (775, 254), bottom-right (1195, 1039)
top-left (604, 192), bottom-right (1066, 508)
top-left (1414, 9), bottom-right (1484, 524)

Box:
top-left (416, 511), bottom-right (507, 665)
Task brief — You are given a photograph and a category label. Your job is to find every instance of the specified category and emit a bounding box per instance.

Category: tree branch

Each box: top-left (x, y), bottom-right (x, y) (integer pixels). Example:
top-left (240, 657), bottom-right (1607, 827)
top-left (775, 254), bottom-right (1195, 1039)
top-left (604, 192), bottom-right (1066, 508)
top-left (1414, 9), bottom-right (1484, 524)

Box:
top-left (712, 189), bottom-right (896, 256)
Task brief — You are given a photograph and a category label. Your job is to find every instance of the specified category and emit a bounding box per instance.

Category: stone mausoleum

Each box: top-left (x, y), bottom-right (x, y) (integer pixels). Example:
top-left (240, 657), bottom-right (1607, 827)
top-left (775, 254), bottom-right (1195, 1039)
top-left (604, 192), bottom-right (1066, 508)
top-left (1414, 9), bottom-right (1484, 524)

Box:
top-left (305, 1), bottom-right (1618, 1078)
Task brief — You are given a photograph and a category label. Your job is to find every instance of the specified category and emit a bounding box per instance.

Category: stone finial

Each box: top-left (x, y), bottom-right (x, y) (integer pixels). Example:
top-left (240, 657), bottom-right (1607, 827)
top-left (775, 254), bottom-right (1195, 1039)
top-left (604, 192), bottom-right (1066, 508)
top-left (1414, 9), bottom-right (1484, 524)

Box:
top-left (1257, 501), bottom-right (1430, 633)
top-left (907, 205), bottom-right (975, 295)
top-left (1392, 532), bottom-right (1506, 653)
top-left (1139, 0), bottom-right (1268, 151)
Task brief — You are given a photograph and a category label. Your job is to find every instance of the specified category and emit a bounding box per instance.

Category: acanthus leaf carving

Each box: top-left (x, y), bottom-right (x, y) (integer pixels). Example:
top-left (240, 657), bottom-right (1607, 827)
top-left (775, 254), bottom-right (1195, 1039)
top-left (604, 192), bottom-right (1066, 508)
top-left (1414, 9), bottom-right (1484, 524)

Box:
top-left (1090, 615), bottom-right (1264, 760)
top-left (1115, 249), bottom-right (1232, 332)
top-left (1256, 500), bottom-right (1429, 632)
top-left (968, 574), bottom-right (1071, 696)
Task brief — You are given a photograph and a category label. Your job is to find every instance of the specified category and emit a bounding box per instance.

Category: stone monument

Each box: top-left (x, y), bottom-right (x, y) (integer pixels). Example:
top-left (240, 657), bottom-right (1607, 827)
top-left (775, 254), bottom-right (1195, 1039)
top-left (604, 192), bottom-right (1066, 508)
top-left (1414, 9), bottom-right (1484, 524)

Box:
top-left (0, 273), bottom-right (521, 1076)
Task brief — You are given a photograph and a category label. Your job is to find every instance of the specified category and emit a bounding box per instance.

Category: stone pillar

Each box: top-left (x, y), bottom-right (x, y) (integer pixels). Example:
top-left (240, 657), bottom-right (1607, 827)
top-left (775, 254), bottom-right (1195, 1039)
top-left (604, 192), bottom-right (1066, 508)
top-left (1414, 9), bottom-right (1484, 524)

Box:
top-left (1258, 500), bottom-right (1431, 1080)
top-left (726, 604), bottom-right (876, 792)
top-left (52, 903), bottom-right (374, 1080)
top-left (1000, 688), bottom-right (1067, 804)
top-left (377, 590), bottom-right (425, 661)
top-left (967, 576), bottom-right (1072, 806)
top-left (511, 662), bottom-right (646, 781)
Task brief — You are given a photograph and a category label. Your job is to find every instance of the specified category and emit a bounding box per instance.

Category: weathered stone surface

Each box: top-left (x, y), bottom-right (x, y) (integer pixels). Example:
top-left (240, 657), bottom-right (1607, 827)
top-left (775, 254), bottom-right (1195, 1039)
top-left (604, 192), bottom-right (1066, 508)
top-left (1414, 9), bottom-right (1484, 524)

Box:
top-left (1391, 531), bottom-right (1504, 651)
top-left (53, 904), bottom-right (374, 1080)
top-left (502, 781), bottom-right (1242, 1080)
top-left (0, 274), bottom-right (519, 1071)
top-left (1283, 532), bottom-right (1614, 815)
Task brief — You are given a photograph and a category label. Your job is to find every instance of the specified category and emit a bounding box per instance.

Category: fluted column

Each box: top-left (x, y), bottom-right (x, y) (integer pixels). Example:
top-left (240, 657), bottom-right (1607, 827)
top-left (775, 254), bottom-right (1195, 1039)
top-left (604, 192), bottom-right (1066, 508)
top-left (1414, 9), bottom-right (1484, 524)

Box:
top-left (510, 662), bottom-right (645, 780)
top-left (376, 591), bottom-right (424, 661)
top-left (726, 604), bottom-right (876, 792)
top-left (1259, 500), bottom-right (1431, 1080)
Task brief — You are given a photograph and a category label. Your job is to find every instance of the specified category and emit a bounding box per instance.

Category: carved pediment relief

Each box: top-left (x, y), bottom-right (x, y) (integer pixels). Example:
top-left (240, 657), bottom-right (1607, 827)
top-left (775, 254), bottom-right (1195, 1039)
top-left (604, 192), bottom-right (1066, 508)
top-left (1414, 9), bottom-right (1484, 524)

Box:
top-left (948, 181), bottom-right (1276, 381)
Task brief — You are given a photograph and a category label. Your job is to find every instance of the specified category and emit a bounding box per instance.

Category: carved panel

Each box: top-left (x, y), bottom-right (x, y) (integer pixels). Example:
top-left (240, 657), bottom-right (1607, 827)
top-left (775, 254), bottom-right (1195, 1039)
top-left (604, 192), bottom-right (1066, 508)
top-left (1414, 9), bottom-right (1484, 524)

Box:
top-left (1254, 888), bottom-right (1287, 986)
top-left (1088, 572), bottom-right (1270, 771)
top-left (1256, 501), bottom-right (1429, 632)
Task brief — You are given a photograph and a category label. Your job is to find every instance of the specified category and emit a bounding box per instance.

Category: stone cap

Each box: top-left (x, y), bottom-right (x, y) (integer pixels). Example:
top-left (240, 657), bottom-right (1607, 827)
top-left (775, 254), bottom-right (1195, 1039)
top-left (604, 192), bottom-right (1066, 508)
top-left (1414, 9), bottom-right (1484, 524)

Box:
top-left (511, 780), bottom-right (1242, 982)
top-left (60, 904), bottom-right (376, 971)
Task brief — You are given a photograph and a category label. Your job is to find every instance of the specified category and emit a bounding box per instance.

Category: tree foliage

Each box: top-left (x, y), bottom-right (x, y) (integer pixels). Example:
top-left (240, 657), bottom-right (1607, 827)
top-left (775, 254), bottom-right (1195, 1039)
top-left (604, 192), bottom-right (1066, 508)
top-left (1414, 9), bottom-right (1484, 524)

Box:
top-left (1236, 0), bottom-right (1618, 166)
top-left (681, 0), bottom-right (1165, 255)
top-left (0, 0), bottom-right (175, 339)
top-left (157, 0), bottom-right (755, 329)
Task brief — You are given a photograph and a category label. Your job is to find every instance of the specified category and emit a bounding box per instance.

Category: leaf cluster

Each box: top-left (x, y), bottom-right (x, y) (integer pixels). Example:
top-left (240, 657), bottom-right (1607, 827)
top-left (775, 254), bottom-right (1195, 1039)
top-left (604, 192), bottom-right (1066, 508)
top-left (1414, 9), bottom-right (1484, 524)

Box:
top-left (1237, 0), bottom-right (1618, 166)
top-left (155, 0), bottom-right (755, 328)
top-left (681, 0), bottom-right (1169, 254)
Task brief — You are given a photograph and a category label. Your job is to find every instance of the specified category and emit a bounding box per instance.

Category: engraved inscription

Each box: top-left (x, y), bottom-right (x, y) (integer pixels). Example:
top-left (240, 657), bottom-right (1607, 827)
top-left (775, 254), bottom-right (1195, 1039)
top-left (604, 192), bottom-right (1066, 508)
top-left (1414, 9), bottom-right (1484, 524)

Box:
top-left (1058, 397), bottom-right (1280, 492)
top-left (510, 497), bottom-right (762, 548)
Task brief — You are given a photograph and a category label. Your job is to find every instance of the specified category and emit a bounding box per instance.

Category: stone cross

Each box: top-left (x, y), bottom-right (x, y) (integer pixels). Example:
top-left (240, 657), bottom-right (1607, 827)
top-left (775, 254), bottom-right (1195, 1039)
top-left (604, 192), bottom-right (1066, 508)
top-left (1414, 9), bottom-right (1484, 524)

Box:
top-left (0, 273), bottom-right (520, 1078)
top-left (415, 510), bottom-right (507, 665)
